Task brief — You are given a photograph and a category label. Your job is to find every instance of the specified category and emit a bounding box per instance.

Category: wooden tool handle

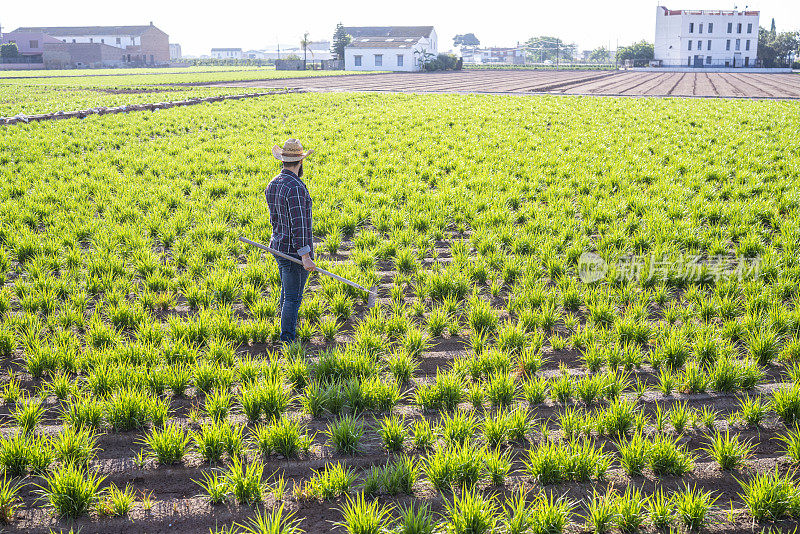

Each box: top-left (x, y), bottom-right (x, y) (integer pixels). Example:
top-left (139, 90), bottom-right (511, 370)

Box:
top-left (239, 236), bottom-right (374, 296)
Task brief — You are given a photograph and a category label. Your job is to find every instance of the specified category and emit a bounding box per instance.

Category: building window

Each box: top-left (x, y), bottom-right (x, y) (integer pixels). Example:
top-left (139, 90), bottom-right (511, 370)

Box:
top-left (29, 40), bottom-right (38, 48)
top-left (736, 39), bottom-right (741, 51)
top-left (689, 22), bottom-right (694, 33)
top-left (688, 40), bottom-right (693, 51)
top-left (706, 55), bottom-right (712, 64)
top-left (697, 40), bottom-right (702, 51)
top-left (708, 40), bottom-right (712, 50)
top-left (745, 39), bottom-right (750, 51)
top-left (396, 54), bottom-right (404, 66)
top-left (727, 22), bottom-right (733, 33)
top-left (699, 23), bottom-right (703, 34)
top-left (354, 55), bottom-right (362, 66)
top-left (89, 38), bottom-right (93, 43)
top-left (708, 22), bottom-right (714, 33)
top-left (747, 23), bottom-right (753, 33)
top-left (745, 56), bottom-right (750, 66)
top-left (737, 23), bottom-right (742, 33)
top-left (116, 37), bottom-right (121, 44)
top-left (726, 39), bottom-right (731, 51)
top-left (374, 54), bottom-right (382, 66)
top-left (72, 39), bottom-right (76, 43)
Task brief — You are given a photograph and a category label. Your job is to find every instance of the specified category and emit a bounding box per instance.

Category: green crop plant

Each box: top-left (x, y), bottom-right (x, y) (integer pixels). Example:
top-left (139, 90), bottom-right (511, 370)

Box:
top-left (442, 485), bottom-right (498, 534)
top-left (483, 447), bottom-right (511, 486)
top-left (194, 469), bottom-right (229, 505)
top-left (306, 461), bottom-right (357, 500)
top-left (335, 491), bottom-right (394, 534)
top-left (12, 395), bottom-right (45, 434)
top-left (647, 434), bottom-right (694, 476)
top-left (204, 388), bottom-right (232, 422)
top-left (100, 483), bottom-right (136, 517)
top-left (252, 417), bottom-right (313, 458)
top-left (702, 430), bottom-right (753, 470)
top-left (378, 415), bottom-right (407, 452)
top-left (141, 424), bottom-right (190, 465)
top-left (616, 431), bottom-right (649, 476)
top-left (672, 484), bottom-right (717, 531)
top-left (37, 463), bottom-right (104, 518)
top-left (412, 419), bottom-right (435, 450)
top-left (325, 415), bottom-right (364, 455)
top-left (193, 420), bottom-right (230, 464)
top-left (734, 395), bottom-right (767, 427)
top-left (422, 441), bottom-right (484, 491)
top-left (223, 456), bottom-right (264, 505)
top-left (737, 467), bottom-right (800, 522)
top-left (237, 503), bottom-right (303, 534)
top-left (771, 385), bottom-right (800, 426)
top-left (438, 409), bottom-right (476, 446)
top-left (0, 473), bottom-right (23, 523)
top-left (396, 503), bottom-right (434, 534)
top-left (614, 486), bottom-right (648, 533)
top-left (51, 426), bottom-right (98, 468)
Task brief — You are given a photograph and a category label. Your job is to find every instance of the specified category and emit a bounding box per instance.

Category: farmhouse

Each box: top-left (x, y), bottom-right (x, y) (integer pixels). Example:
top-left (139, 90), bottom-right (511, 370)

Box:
top-left (344, 26), bottom-right (437, 71)
top-left (654, 6), bottom-right (759, 68)
top-left (13, 23), bottom-right (169, 67)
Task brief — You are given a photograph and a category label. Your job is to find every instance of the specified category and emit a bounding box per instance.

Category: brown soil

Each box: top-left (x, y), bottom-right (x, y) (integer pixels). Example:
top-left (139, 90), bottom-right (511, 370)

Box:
top-left (208, 70), bottom-right (800, 100)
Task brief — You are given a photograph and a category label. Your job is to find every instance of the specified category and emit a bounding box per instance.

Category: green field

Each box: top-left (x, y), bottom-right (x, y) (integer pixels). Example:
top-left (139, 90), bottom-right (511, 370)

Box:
top-left (1, 90), bottom-right (800, 532)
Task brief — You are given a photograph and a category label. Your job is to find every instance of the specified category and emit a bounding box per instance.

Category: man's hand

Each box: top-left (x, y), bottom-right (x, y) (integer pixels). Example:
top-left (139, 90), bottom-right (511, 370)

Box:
top-left (301, 254), bottom-right (316, 272)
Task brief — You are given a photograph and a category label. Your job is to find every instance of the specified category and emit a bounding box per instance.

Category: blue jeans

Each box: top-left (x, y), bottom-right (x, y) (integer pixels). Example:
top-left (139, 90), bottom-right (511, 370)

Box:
top-left (275, 255), bottom-right (309, 343)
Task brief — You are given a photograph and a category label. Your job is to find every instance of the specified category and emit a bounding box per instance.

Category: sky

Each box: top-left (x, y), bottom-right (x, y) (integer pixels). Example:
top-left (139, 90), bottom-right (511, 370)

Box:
top-left (2, 0), bottom-right (798, 57)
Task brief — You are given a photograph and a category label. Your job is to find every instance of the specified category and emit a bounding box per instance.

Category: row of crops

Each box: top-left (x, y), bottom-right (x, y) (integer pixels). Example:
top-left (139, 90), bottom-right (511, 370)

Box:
top-left (1, 90), bottom-right (800, 533)
top-left (0, 66), bottom-right (370, 117)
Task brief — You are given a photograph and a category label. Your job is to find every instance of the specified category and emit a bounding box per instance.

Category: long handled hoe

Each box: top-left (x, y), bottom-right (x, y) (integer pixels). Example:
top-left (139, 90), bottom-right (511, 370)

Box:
top-left (239, 236), bottom-right (377, 308)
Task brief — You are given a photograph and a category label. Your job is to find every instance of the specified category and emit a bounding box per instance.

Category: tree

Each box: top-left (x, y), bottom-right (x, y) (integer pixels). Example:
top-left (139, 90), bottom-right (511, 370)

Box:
top-left (0, 43), bottom-right (19, 59)
top-left (616, 40), bottom-right (654, 64)
top-left (331, 23), bottom-right (351, 61)
top-left (524, 36), bottom-right (576, 64)
top-left (413, 48), bottom-right (436, 70)
top-left (759, 27), bottom-right (799, 67)
top-left (453, 33), bottom-right (480, 47)
top-left (589, 46), bottom-right (612, 63)
top-left (301, 32), bottom-right (310, 69)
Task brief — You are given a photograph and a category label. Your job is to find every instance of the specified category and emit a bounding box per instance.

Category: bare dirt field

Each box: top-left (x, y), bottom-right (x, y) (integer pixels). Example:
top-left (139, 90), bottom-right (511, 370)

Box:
top-left (211, 69), bottom-right (800, 99)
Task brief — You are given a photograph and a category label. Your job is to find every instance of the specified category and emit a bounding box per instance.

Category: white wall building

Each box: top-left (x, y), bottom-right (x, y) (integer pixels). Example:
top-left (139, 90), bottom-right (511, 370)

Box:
top-left (343, 26), bottom-right (437, 71)
top-left (211, 47), bottom-right (243, 59)
top-left (655, 6), bottom-right (759, 67)
top-left (169, 43), bottom-right (181, 60)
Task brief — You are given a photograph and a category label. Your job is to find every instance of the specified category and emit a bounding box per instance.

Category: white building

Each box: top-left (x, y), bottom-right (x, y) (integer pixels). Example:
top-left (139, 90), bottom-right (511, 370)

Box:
top-left (211, 47), bottom-right (243, 59)
top-left (343, 26), bottom-right (437, 71)
top-left (169, 43), bottom-right (181, 60)
top-left (655, 6), bottom-right (759, 68)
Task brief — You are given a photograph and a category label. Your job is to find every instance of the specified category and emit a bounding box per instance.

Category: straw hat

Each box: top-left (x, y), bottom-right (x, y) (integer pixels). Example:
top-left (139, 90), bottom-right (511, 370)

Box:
top-left (272, 138), bottom-right (313, 163)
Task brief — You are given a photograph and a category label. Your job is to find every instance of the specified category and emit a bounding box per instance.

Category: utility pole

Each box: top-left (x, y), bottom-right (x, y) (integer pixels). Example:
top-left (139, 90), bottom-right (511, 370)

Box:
top-left (556, 38), bottom-right (560, 70)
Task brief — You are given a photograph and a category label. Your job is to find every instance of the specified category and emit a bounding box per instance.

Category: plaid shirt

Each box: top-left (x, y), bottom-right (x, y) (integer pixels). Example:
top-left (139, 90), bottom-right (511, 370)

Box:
top-left (265, 169), bottom-right (314, 258)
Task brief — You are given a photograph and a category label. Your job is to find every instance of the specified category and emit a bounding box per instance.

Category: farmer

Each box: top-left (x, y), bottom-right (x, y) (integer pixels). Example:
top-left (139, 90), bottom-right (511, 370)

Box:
top-left (266, 138), bottom-right (316, 343)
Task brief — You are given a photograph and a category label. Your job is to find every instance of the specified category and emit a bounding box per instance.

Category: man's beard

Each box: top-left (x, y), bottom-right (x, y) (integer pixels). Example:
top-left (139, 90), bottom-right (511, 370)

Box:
top-left (297, 163), bottom-right (304, 177)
